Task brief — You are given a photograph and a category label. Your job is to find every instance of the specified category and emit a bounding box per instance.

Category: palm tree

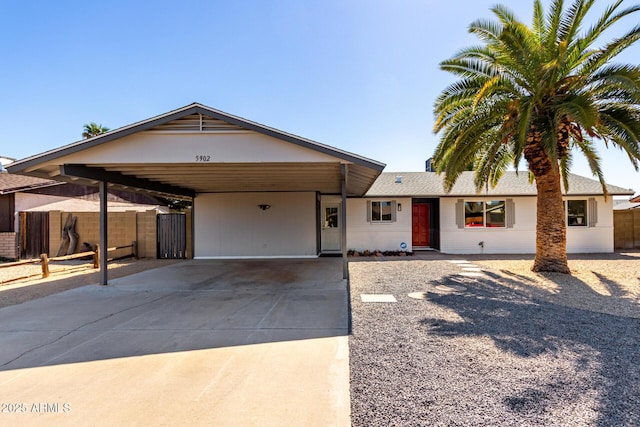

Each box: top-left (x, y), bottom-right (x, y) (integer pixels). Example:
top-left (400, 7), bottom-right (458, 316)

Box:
top-left (433, 0), bottom-right (640, 273)
top-left (82, 122), bottom-right (110, 139)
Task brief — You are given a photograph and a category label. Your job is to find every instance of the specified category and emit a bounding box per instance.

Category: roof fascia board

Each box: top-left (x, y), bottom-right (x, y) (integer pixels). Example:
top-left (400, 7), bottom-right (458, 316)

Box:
top-left (8, 105), bottom-right (201, 173)
top-left (60, 164), bottom-right (195, 198)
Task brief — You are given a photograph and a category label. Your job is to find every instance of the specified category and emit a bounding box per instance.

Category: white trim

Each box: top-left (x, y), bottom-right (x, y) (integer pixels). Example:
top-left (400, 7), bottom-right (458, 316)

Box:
top-left (144, 130), bottom-right (253, 135)
top-left (194, 255), bottom-right (319, 260)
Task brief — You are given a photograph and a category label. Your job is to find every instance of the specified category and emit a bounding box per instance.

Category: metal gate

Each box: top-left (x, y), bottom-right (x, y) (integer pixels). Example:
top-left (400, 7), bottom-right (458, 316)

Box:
top-left (19, 211), bottom-right (50, 259)
top-left (157, 213), bottom-right (186, 259)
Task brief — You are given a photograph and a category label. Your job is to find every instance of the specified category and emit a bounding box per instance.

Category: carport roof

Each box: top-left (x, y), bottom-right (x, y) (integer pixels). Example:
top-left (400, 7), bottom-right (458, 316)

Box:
top-left (7, 103), bottom-right (386, 198)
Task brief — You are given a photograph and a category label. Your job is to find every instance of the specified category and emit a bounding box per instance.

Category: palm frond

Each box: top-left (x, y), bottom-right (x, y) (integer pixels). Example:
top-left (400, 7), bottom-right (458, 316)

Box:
top-left (571, 137), bottom-right (608, 196)
top-left (543, 0), bottom-right (566, 50)
top-left (558, 0), bottom-right (594, 43)
top-left (532, 0), bottom-right (546, 41)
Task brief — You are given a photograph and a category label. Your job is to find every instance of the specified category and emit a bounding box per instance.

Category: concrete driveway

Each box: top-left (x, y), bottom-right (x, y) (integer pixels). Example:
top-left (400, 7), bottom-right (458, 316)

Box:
top-left (0, 258), bottom-right (350, 426)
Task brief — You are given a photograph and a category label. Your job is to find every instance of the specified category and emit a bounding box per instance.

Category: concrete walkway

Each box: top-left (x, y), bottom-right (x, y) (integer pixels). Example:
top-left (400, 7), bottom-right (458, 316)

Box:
top-left (0, 258), bottom-right (350, 426)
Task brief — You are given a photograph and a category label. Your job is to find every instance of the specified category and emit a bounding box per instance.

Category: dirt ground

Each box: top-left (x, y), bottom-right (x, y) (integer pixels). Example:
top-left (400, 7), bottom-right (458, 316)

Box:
top-left (0, 258), bottom-right (183, 308)
top-left (468, 250), bottom-right (640, 318)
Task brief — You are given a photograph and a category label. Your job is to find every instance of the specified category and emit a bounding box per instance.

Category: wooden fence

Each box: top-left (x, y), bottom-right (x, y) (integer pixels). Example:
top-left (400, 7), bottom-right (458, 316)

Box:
top-left (614, 209), bottom-right (640, 249)
top-left (0, 242), bottom-right (136, 284)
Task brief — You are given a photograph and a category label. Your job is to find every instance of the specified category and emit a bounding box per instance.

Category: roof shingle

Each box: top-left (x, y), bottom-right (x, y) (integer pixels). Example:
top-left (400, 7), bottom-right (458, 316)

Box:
top-left (0, 173), bottom-right (60, 194)
top-left (365, 171), bottom-right (634, 197)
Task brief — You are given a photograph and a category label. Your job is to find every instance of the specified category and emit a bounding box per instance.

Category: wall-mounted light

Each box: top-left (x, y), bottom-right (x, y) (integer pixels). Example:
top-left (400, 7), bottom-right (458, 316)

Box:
top-left (258, 204), bottom-right (271, 210)
top-left (397, 203), bottom-right (402, 212)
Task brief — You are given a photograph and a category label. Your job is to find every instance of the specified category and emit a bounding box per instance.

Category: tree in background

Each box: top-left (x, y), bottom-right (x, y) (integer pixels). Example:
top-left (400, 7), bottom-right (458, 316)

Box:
top-left (82, 122), bottom-right (110, 139)
top-left (433, 0), bottom-right (640, 272)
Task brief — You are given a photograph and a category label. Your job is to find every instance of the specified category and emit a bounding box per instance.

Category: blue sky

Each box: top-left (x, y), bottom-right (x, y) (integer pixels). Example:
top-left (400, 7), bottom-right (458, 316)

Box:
top-left (1, 0), bottom-right (639, 194)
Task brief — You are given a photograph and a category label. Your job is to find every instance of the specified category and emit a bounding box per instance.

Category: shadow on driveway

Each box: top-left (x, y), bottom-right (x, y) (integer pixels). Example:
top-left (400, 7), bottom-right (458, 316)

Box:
top-left (0, 258), bottom-right (348, 371)
top-left (0, 258), bottom-right (351, 426)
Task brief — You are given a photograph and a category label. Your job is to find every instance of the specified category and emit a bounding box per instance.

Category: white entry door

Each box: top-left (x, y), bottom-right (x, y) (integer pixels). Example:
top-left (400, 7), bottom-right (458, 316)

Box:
top-left (321, 203), bottom-right (341, 252)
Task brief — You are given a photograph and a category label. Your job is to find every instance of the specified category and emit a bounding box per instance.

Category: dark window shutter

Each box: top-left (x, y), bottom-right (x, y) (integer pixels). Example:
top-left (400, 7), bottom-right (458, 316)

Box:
top-left (366, 200), bottom-right (372, 222)
top-left (506, 199), bottom-right (515, 228)
top-left (456, 199), bottom-right (464, 228)
top-left (391, 200), bottom-right (397, 222)
top-left (588, 198), bottom-right (598, 227)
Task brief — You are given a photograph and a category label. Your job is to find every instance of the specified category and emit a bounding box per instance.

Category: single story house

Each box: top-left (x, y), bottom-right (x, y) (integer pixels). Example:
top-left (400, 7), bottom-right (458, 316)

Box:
top-left (6, 103), bottom-right (633, 279)
top-left (356, 171), bottom-right (632, 254)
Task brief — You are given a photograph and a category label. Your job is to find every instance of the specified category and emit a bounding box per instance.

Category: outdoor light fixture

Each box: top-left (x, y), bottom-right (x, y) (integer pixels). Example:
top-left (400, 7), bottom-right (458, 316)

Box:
top-left (258, 204), bottom-right (271, 210)
top-left (397, 203), bottom-right (402, 211)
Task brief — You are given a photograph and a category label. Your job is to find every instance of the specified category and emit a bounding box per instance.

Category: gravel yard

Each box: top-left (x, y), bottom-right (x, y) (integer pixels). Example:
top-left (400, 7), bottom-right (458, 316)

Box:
top-left (349, 251), bottom-right (640, 426)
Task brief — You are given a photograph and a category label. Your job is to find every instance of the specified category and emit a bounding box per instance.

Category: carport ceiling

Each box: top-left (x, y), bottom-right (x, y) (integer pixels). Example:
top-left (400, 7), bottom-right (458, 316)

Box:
top-left (98, 162), bottom-right (378, 194)
top-left (8, 103), bottom-right (385, 199)
top-left (50, 161), bottom-right (378, 197)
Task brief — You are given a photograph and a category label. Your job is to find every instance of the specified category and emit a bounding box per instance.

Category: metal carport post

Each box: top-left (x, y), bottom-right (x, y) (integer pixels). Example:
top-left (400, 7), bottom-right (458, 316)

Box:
top-left (99, 181), bottom-right (108, 285)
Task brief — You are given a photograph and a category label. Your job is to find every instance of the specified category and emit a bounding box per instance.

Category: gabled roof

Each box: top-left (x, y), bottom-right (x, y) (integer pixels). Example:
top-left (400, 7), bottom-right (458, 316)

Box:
top-left (7, 103), bottom-right (385, 198)
top-left (0, 173), bottom-right (60, 195)
top-left (8, 102), bottom-right (385, 174)
top-left (366, 171), bottom-right (635, 197)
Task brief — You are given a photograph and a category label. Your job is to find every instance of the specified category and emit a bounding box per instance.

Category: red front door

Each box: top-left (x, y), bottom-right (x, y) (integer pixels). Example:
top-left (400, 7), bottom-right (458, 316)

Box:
top-left (412, 203), bottom-right (430, 247)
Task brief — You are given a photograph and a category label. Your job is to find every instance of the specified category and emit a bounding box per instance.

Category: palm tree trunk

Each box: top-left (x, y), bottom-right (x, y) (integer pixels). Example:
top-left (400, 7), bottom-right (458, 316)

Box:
top-left (525, 126), bottom-right (570, 273)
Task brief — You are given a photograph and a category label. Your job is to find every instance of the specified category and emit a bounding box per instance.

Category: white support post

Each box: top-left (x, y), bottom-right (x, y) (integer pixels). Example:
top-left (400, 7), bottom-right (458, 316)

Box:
top-left (341, 164), bottom-right (348, 279)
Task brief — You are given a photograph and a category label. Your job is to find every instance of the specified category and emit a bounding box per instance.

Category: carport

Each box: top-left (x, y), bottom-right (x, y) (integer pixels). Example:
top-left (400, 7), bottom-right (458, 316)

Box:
top-left (8, 103), bottom-right (385, 283)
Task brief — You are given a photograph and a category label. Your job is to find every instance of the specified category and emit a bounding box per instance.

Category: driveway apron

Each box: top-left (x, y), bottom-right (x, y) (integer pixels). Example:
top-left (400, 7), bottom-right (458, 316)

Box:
top-left (0, 258), bottom-right (350, 426)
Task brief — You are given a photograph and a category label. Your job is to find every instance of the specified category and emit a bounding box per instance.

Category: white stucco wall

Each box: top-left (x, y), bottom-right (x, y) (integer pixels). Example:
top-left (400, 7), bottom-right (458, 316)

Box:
top-left (439, 196), bottom-right (614, 254)
top-left (54, 132), bottom-right (342, 166)
top-left (346, 197), bottom-right (412, 252)
top-left (14, 193), bottom-right (67, 231)
top-left (194, 192), bottom-right (317, 258)
top-left (565, 196), bottom-right (614, 253)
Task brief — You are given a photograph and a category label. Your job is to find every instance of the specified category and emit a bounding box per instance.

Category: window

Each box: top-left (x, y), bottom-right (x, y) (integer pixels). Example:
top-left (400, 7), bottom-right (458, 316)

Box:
top-left (463, 200), bottom-right (506, 228)
top-left (464, 201), bottom-right (484, 227)
top-left (567, 200), bottom-right (587, 226)
top-left (368, 200), bottom-right (396, 223)
top-left (486, 200), bottom-right (506, 227)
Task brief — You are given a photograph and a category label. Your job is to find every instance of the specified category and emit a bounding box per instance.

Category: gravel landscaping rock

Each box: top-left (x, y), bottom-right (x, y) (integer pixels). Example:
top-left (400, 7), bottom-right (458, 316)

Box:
top-left (349, 253), bottom-right (640, 426)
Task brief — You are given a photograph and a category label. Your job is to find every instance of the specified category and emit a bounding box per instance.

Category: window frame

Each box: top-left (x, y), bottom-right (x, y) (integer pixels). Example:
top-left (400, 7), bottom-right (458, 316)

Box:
top-left (367, 200), bottom-right (397, 224)
top-left (463, 199), bottom-right (507, 229)
top-left (565, 199), bottom-right (588, 227)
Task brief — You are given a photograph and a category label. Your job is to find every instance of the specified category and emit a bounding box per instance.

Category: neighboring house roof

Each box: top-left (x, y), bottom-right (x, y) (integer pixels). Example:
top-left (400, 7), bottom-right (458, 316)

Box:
top-left (0, 173), bottom-right (60, 195)
top-left (366, 171), bottom-right (635, 197)
top-left (613, 200), bottom-right (640, 210)
top-left (631, 194), bottom-right (640, 203)
top-left (0, 156), bottom-right (16, 166)
top-left (23, 198), bottom-right (170, 213)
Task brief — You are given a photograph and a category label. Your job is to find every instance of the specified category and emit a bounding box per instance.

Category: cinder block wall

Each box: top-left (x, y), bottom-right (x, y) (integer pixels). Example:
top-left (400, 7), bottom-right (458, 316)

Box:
top-left (136, 210), bottom-right (158, 258)
top-left (49, 210), bottom-right (158, 259)
top-left (614, 209), bottom-right (640, 249)
top-left (185, 207), bottom-right (193, 259)
top-left (0, 232), bottom-right (18, 259)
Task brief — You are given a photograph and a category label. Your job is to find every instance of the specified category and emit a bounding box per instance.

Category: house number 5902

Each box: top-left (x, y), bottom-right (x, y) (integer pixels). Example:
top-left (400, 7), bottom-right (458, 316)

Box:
top-left (195, 155), bottom-right (211, 162)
